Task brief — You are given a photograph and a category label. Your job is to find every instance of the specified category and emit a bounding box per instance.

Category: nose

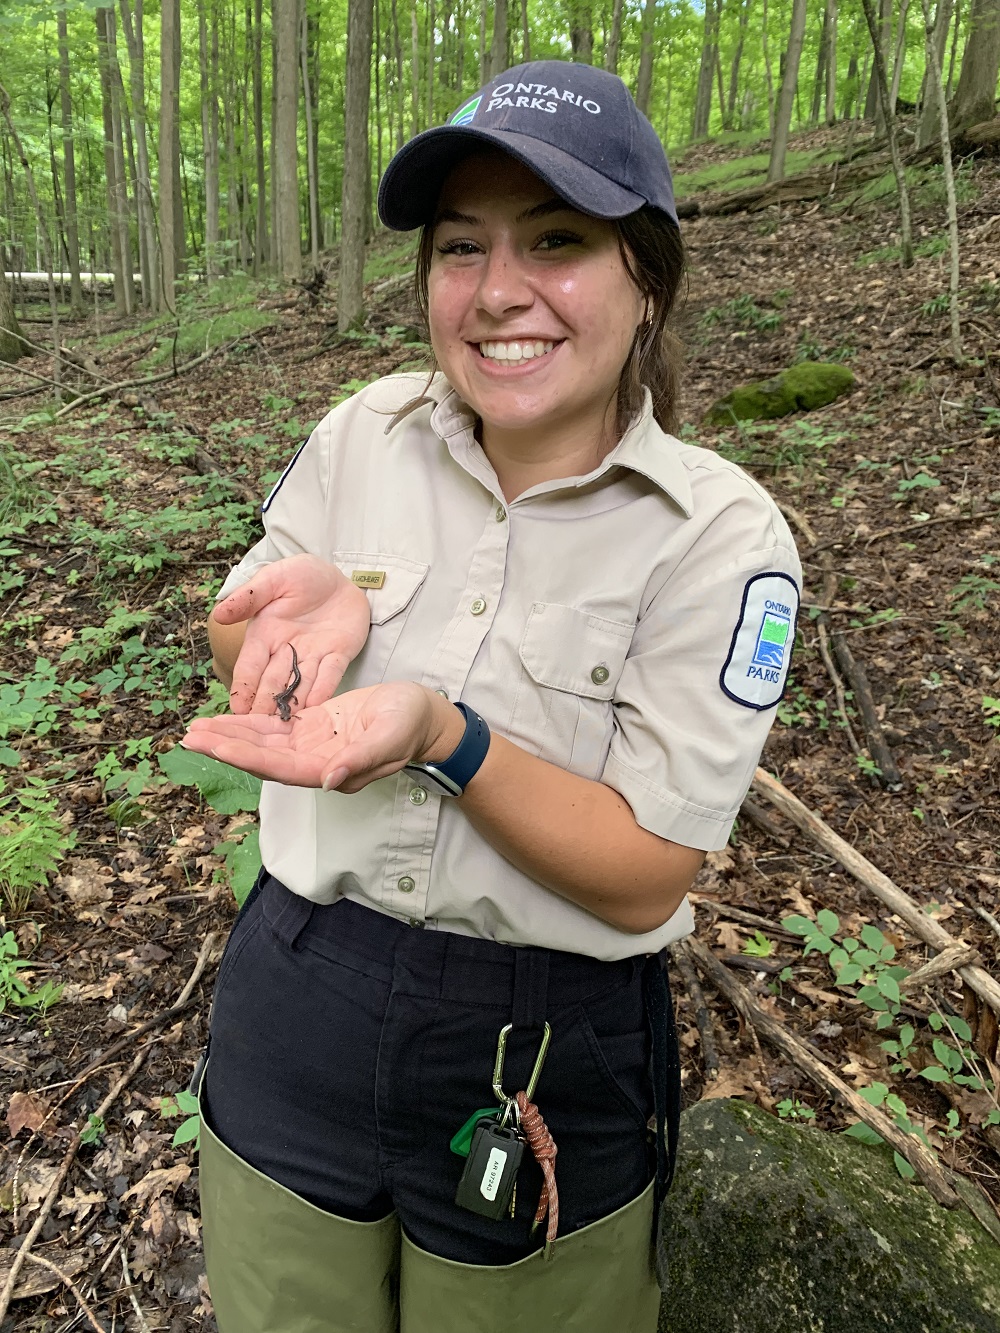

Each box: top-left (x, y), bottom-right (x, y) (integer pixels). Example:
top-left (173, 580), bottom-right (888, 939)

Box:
top-left (475, 243), bottom-right (533, 320)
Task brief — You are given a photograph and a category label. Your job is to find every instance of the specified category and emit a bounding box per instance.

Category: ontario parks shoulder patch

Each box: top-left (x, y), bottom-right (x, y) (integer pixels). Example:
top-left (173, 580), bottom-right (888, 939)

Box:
top-left (720, 572), bottom-right (799, 711)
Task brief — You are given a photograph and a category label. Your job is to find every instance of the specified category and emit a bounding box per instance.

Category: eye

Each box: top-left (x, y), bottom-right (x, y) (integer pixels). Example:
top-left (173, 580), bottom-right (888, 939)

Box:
top-left (435, 238), bottom-right (481, 257)
top-left (535, 230), bottom-right (583, 252)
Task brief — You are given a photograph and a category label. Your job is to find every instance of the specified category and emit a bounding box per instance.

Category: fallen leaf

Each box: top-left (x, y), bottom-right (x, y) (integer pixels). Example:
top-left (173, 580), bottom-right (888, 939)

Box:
top-left (7, 1091), bottom-right (49, 1138)
top-left (705, 847), bottom-right (736, 873)
top-left (14, 1159), bottom-right (60, 1213)
top-left (143, 1194), bottom-right (180, 1248)
top-left (57, 859), bottom-right (113, 922)
top-left (700, 1068), bottom-right (758, 1101)
top-left (714, 921), bottom-right (744, 953)
top-left (781, 884), bottom-right (815, 917)
top-left (122, 1162), bottom-right (191, 1207)
top-left (61, 973), bottom-right (123, 1003)
top-left (57, 1187), bottom-right (106, 1223)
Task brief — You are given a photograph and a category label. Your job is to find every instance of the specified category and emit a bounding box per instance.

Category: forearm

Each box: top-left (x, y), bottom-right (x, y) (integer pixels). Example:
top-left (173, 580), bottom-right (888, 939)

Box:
top-left (207, 607), bottom-right (247, 688)
top-left (421, 696), bottom-right (704, 935)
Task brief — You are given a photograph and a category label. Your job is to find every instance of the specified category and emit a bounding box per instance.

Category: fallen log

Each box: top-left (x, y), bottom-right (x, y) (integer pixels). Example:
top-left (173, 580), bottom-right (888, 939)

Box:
top-left (830, 630), bottom-right (903, 790)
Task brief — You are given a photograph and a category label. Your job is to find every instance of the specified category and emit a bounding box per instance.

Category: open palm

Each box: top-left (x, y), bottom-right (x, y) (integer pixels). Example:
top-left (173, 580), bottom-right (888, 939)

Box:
top-left (182, 681), bottom-right (435, 791)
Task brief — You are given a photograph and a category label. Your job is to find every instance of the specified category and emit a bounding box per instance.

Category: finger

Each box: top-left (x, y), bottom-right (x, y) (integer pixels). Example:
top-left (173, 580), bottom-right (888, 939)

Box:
top-left (303, 651), bottom-right (353, 707)
top-left (182, 734), bottom-right (325, 787)
top-left (214, 566), bottom-right (283, 625)
top-left (185, 714), bottom-right (296, 742)
top-left (228, 635), bottom-right (273, 714)
top-left (249, 644), bottom-right (307, 716)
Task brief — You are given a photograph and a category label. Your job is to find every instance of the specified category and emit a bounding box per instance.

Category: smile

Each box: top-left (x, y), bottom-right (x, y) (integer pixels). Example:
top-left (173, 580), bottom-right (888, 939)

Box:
top-left (476, 339), bottom-right (560, 368)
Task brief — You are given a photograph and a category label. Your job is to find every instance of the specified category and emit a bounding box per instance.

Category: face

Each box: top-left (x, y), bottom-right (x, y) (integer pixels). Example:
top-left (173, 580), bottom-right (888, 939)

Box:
top-left (427, 151), bottom-right (646, 451)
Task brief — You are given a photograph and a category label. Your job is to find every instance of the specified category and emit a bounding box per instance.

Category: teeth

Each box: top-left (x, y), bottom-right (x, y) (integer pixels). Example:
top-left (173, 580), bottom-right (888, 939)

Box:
top-left (479, 340), bottom-right (555, 365)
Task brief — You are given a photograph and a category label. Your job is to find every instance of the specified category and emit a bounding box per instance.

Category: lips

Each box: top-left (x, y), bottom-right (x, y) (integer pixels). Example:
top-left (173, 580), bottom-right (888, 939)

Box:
top-left (474, 339), bottom-right (563, 369)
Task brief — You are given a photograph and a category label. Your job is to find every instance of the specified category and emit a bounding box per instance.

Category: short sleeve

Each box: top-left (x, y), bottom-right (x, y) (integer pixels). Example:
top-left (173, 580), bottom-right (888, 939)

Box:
top-left (602, 482), bottom-right (802, 852)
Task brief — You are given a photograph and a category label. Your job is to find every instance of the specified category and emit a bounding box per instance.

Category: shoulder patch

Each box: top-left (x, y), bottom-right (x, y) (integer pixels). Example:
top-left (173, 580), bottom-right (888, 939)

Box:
top-left (720, 572), bottom-right (799, 711)
top-left (261, 440), bottom-right (307, 514)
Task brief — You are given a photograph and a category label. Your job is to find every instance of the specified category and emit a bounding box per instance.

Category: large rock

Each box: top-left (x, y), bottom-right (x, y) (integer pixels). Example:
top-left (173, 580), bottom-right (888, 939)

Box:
top-left (657, 1098), bottom-right (1000, 1333)
top-left (705, 361), bottom-right (855, 425)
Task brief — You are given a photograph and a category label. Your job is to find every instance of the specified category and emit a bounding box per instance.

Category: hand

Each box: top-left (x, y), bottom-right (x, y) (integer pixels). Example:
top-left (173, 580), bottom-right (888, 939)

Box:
top-left (214, 554), bottom-right (371, 716)
top-left (181, 682), bottom-right (462, 792)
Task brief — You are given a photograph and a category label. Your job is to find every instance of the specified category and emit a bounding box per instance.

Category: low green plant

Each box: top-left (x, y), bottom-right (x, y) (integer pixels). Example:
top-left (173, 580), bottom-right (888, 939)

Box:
top-left (0, 930), bottom-right (63, 1013)
top-left (699, 294), bottom-right (783, 333)
top-left (161, 1089), bottom-right (201, 1148)
top-left (950, 573), bottom-right (999, 612)
top-left (775, 1097), bottom-right (816, 1121)
top-left (894, 472), bottom-right (940, 501)
top-left (80, 1114), bottom-right (107, 1146)
top-left (983, 697), bottom-right (1000, 730)
top-left (741, 930), bottom-right (775, 958)
top-left (158, 747), bottom-right (261, 903)
top-left (0, 776), bottom-right (75, 915)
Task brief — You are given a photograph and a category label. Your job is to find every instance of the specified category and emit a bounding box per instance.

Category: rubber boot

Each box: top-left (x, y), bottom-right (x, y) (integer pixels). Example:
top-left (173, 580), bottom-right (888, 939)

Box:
top-left (398, 1181), bottom-right (660, 1333)
top-left (199, 1106), bottom-right (401, 1333)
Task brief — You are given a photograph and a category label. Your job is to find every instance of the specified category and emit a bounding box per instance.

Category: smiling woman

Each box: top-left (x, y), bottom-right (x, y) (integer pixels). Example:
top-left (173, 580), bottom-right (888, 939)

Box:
top-left (184, 56), bottom-right (801, 1333)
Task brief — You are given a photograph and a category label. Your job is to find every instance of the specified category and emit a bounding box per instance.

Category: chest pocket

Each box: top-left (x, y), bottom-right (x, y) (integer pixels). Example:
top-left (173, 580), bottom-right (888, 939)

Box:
top-left (514, 602), bottom-right (634, 777)
top-left (332, 551), bottom-right (429, 687)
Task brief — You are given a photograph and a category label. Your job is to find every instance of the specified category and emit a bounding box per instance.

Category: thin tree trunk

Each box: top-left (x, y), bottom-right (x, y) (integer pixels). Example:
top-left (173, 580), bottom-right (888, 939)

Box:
top-left (301, 5), bottom-right (320, 268)
top-left (119, 0), bottom-right (156, 309)
top-left (761, 0), bottom-right (776, 132)
top-left (810, 7), bottom-right (829, 126)
top-left (411, 0), bottom-right (421, 134)
top-left (0, 262), bottom-right (28, 362)
top-left (252, 0), bottom-right (268, 269)
top-left (692, 0), bottom-right (718, 138)
top-left (56, 9), bottom-right (84, 314)
top-left (159, 0), bottom-right (179, 306)
top-left (888, 0), bottom-right (913, 113)
top-left (860, 0), bottom-right (914, 265)
top-left (198, 0), bottom-right (221, 279)
top-left (951, 0), bottom-right (1000, 129)
top-left (96, 9), bottom-right (127, 314)
top-left (635, 0), bottom-right (657, 116)
top-left (391, 0), bottom-right (405, 150)
top-left (916, 0), bottom-right (954, 146)
top-left (106, 11), bottom-right (134, 314)
top-left (489, 0), bottom-right (508, 80)
top-left (478, 0), bottom-right (487, 84)
top-left (569, 0), bottom-right (593, 61)
top-left (726, 0), bottom-right (750, 130)
top-left (375, 0), bottom-right (384, 179)
top-left (825, 0), bottom-right (838, 123)
top-left (274, 0), bottom-right (302, 278)
top-left (605, 0), bottom-right (624, 72)
top-left (946, 0), bottom-right (962, 94)
top-left (520, 0), bottom-right (530, 62)
top-left (426, 0), bottom-right (436, 126)
top-left (919, 0), bottom-right (962, 360)
top-left (339, 0), bottom-right (374, 331)
top-left (767, 0), bottom-right (808, 181)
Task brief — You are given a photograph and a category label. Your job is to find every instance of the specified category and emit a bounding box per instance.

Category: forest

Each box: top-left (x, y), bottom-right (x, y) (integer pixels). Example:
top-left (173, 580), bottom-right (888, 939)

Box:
top-left (1, 0), bottom-right (999, 1327)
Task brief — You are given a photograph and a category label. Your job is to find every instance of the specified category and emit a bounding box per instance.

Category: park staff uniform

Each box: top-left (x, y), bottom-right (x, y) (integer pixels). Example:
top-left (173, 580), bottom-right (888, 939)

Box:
top-left (198, 372), bottom-right (801, 1333)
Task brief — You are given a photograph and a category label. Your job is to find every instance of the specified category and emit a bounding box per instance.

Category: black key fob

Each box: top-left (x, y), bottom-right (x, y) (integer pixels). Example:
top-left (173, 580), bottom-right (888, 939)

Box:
top-left (454, 1119), bottom-right (524, 1220)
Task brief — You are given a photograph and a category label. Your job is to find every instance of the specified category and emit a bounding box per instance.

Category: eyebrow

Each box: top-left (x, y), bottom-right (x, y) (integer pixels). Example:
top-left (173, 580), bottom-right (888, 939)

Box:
top-left (433, 198), bottom-right (580, 228)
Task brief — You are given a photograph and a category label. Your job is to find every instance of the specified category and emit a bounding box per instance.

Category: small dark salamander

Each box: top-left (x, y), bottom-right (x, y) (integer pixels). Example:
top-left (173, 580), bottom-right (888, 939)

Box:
top-left (273, 645), bottom-right (301, 722)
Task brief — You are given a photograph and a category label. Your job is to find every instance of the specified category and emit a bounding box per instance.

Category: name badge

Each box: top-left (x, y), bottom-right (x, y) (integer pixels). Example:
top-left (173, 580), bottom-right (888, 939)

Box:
top-left (352, 570), bottom-right (386, 590)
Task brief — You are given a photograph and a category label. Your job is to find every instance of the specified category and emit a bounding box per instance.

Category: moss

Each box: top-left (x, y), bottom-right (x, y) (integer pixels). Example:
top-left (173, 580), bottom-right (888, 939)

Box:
top-left (705, 361), bottom-right (855, 426)
top-left (657, 1099), bottom-right (1000, 1333)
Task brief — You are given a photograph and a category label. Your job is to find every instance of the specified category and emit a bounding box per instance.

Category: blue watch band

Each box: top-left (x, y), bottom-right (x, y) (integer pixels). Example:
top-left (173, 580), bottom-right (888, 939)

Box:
top-left (404, 702), bottom-right (490, 797)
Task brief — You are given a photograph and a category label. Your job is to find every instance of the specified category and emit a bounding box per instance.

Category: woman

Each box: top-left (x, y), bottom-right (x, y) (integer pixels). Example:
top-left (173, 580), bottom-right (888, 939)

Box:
top-left (183, 60), bottom-right (801, 1333)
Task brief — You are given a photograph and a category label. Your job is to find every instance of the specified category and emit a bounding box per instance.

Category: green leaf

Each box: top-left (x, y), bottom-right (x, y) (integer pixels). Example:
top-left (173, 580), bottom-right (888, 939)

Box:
top-left (175, 1089), bottom-right (199, 1115)
top-left (816, 909), bottom-right (840, 937)
top-left (932, 1039), bottom-right (963, 1073)
top-left (893, 1152), bottom-right (916, 1180)
top-left (843, 1122), bottom-right (884, 1146)
top-left (834, 962), bottom-right (864, 986)
top-left (860, 924), bottom-right (886, 951)
top-left (858, 1082), bottom-right (889, 1107)
top-left (159, 746), bottom-right (261, 814)
top-left (918, 1065), bottom-right (951, 1082)
top-left (780, 915), bottom-right (815, 936)
top-left (899, 1024), bottom-right (915, 1049)
top-left (842, 938), bottom-right (859, 953)
top-left (949, 1016), bottom-right (973, 1043)
top-left (875, 1011), bottom-right (895, 1030)
top-left (928, 1012), bottom-right (944, 1031)
top-left (876, 974), bottom-right (901, 1004)
top-left (852, 948), bottom-right (879, 967)
top-left (172, 1115), bottom-right (201, 1148)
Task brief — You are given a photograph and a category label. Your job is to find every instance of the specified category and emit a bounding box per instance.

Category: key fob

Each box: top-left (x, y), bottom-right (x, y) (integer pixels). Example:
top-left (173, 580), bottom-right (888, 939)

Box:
top-left (454, 1119), bottom-right (524, 1220)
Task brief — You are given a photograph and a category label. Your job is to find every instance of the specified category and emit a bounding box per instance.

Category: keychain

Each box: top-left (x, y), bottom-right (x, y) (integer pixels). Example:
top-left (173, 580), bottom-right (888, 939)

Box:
top-left (454, 1022), bottom-right (551, 1222)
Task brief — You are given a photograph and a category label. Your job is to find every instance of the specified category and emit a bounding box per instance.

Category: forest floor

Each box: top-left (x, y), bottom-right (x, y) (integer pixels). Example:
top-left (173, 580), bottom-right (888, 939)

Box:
top-left (1, 120), bottom-right (999, 1331)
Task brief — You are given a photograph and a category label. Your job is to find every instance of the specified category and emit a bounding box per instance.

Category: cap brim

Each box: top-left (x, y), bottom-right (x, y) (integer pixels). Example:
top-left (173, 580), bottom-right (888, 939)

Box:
top-left (377, 126), bottom-right (646, 231)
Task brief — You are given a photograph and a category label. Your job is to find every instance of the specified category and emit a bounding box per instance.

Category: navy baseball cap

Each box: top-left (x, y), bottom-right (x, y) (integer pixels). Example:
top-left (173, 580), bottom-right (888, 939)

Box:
top-left (377, 60), bottom-right (677, 231)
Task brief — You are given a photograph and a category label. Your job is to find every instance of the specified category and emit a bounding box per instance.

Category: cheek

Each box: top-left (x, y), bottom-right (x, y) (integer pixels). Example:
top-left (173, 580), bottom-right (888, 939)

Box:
top-left (428, 270), bottom-right (472, 338)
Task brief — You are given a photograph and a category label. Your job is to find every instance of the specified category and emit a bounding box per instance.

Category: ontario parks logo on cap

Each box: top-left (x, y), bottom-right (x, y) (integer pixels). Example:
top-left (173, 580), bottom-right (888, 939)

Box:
top-left (450, 94), bottom-right (482, 126)
top-left (720, 572), bottom-right (799, 710)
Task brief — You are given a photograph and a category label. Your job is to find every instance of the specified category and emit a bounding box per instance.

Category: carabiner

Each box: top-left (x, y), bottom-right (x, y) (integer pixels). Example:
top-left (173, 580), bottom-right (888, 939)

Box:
top-left (491, 1021), bottom-right (552, 1128)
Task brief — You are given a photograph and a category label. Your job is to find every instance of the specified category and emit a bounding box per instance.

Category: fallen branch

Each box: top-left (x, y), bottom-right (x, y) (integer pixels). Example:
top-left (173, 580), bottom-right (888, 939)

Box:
top-left (831, 630), bottom-right (903, 789)
top-left (737, 794), bottom-right (792, 847)
top-left (900, 944), bottom-right (982, 991)
top-left (812, 509), bottom-right (1000, 551)
top-left (671, 942), bottom-right (721, 1081)
top-left (23, 1254), bottom-right (108, 1333)
top-left (678, 935), bottom-right (963, 1208)
top-left (751, 767), bottom-right (1000, 1031)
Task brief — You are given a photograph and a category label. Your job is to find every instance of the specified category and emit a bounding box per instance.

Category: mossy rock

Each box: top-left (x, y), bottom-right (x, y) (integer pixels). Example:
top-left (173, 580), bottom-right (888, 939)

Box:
top-left (657, 1099), bottom-right (1000, 1333)
top-left (705, 361), bottom-right (855, 426)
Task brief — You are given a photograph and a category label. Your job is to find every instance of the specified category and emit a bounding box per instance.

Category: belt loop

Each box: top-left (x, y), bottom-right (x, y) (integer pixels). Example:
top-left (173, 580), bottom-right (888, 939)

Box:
top-left (268, 889), bottom-right (314, 951)
top-left (512, 947), bottom-right (549, 1030)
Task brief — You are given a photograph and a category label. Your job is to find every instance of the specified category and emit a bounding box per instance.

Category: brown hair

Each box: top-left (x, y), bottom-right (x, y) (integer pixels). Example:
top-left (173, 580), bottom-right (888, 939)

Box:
top-left (388, 205), bottom-right (686, 439)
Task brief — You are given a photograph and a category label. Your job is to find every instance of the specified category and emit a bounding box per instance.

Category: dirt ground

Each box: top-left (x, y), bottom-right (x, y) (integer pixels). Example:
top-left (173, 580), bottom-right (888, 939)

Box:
top-left (1, 127), bottom-right (998, 1330)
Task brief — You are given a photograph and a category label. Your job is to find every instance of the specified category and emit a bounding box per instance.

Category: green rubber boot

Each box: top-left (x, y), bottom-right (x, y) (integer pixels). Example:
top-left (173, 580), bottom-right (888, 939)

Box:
top-left (399, 1182), bottom-right (660, 1333)
top-left (199, 1109), bottom-right (401, 1333)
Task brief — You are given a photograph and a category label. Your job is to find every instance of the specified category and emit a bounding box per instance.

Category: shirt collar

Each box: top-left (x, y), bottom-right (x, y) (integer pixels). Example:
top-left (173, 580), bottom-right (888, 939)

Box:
top-left (429, 382), bottom-right (693, 518)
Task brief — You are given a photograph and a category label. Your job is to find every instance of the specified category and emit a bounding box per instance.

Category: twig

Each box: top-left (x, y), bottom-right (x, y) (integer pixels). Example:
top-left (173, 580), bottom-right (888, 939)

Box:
top-left (678, 935), bottom-right (963, 1207)
top-left (704, 902), bottom-right (803, 941)
top-left (0, 328), bottom-right (115, 382)
top-left (831, 629), bottom-right (903, 789)
top-left (738, 795), bottom-right (791, 847)
top-left (22, 1254), bottom-right (108, 1333)
top-left (900, 944), bottom-right (982, 990)
top-left (971, 905), bottom-right (1000, 943)
top-left (120, 1247), bottom-right (153, 1333)
top-left (669, 942), bottom-right (721, 1080)
top-left (812, 509), bottom-right (1000, 552)
top-left (751, 767), bottom-right (1000, 1027)
top-left (174, 929), bottom-right (220, 1005)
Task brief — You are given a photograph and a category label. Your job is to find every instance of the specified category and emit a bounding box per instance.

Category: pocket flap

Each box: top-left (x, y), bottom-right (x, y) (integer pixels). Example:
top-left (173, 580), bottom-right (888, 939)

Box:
top-left (332, 552), bottom-right (429, 625)
top-left (519, 603), bottom-right (633, 699)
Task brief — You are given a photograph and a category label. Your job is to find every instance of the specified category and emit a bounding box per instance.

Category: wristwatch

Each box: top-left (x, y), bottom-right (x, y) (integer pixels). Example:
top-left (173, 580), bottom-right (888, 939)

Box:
top-left (404, 702), bottom-right (491, 797)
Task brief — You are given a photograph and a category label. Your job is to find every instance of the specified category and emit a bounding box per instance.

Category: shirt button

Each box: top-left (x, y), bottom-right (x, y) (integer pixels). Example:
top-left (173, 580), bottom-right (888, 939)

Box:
top-left (408, 787), bottom-right (427, 806)
top-left (470, 597), bottom-right (487, 616)
top-left (435, 686), bottom-right (449, 698)
top-left (397, 876), bottom-right (416, 893)
top-left (591, 665), bottom-right (610, 685)
top-left (495, 503), bottom-right (507, 522)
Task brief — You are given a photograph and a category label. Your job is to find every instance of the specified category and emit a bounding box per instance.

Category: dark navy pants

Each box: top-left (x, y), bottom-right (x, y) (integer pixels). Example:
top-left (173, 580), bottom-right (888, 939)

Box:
top-left (202, 873), bottom-right (678, 1266)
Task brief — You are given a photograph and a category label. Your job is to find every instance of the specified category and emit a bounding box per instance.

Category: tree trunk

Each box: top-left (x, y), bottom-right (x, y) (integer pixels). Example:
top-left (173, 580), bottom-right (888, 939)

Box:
top-left (865, 0), bottom-right (893, 125)
top-left (301, 5), bottom-right (320, 268)
top-left (106, 10), bottom-right (134, 314)
top-left (56, 8), bottom-right (84, 314)
top-left (489, 0), bottom-right (508, 80)
top-left (274, 0), bottom-right (302, 279)
top-left (391, 0), bottom-right (405, 151)
top-left (810, 7), bottom-right (829, 126)
top-left (119, 0), bottom-right (157, 310)
top-left (860, 0), bottom-right (914, 264)
top-left (951, 0), bottom-right (1000, 128)
top-left (726, 0), bottom-right (750, 130)
top-left (635, 0), bottom-right (657, 115)
top-left (478, 0), bottom-right (487, 84)
top-left (917, 0), bottom-right (954, 146)
top-left (426, 0), bottom-right (436, 125)
top-left (825, 0), bottom-right (838, 123)
top-left (761, 0), bottom-right (776, 131)
top-left (96, 9), bottom-right (128, 315)
top-left (520, 0), bottom-right (530, 62)
top-left (919, 0), bottom-right (962, 360)
top-left (888, 0), bottom-right (913, 113)
top-left (946, 0), bottom-right (962, 93)
top-left (692, 0), bottom-right (718, 138)
top-left (569, 0), bottom-right (593, 62)
top-left (605, 0), bottom-right (624, 72)
top-left (252, 0), bottom-right (268, 269)
top-left (767, 0), bottom-right (808, 181)
top-left (339, 0), bottom-right (374, 331)
top-left (158, 0), bottom-right (179, 306)
top-left (412, 0), bottom-right (421, 134)
top-left (198, 0), bottom-right (221, 279)
top-left (0, 263), bottom-right (28, 363)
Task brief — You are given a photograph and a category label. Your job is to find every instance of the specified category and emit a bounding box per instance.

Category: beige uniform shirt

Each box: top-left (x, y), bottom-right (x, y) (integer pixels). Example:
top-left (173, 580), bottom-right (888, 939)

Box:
top-left (218, 373), bottom-right (801, 961)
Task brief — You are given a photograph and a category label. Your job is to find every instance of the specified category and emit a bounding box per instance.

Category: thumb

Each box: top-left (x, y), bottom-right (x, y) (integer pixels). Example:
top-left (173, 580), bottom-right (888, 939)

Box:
top-left (214, 566), bottom-right (282, 624)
